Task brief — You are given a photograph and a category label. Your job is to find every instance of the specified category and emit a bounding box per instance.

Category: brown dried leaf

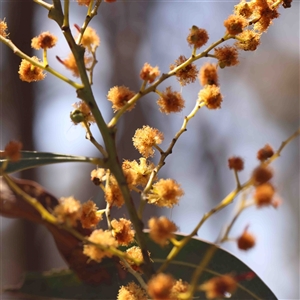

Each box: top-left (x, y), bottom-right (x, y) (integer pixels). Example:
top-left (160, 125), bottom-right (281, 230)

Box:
top-left (0, 176), bottom-right (114, 285)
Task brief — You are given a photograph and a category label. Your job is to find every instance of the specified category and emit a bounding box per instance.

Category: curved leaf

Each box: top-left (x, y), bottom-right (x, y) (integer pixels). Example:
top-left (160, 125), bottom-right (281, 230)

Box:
top-left (0, 151), bottom-right (104, 174)
top-left (4, 233), bottom-right (277, 300)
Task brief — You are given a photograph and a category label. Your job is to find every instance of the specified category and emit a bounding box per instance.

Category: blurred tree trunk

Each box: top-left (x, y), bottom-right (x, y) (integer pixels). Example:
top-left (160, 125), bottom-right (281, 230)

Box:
top-left (2, 1), bottom-right (42, 272)
top-left (101, 2), bottom-right (159, 222)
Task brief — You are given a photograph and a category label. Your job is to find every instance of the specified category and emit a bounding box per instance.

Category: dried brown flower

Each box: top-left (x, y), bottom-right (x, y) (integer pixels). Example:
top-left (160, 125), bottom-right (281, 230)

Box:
top-left (105, 180), bottom-right (124, 208)
top-left (198, 84), bottom-right (223, 109)
top-left (254, 182), bottom-right (275, 207)
top-left (224, 15), bottom-right (248, 35)
top-left (157, 87), bottom-right (185, 114)
top-left (3, 140), bottom-right (23, 162)
top-left (77, 0), bottom-right (91, 6)
top-left (252, 166), bottom-right (273, 185)
top-left (80, 200), bottom-right (101, 229)
top-left (199, 63), bottom-right (219, 86)
top-left (234, 0), bottom-right (253, 18)
top-left (235, 30), bottom-right (261, 51)
top-left (214, 45), bottom-right (239, 68)
top-left (170, 55), bottom-right (198, 86)
top-left (91, 168), bottom-right (106, 185)
top-left (282, 0), bottom-right (293, 8)
top-left (111, 218), bottom-right (135, 246)
top-left (31, 31), bottom-right (57, 50)
top-left (257, 144), bottom-right (274, 161)
top-left (200, 275), bottom-right (237, 299)
top-left (186, 25), bottom-right (209, 49)
top-left (228, 156), bottom-right (244, 171)
top-left (237, 228), bottom-right (256, 250)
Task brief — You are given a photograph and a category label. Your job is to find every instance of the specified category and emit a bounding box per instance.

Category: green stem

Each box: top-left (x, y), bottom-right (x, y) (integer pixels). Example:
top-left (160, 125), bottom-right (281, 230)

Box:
top-left (33, 0), bottom-right (52, 10)
top-left (63, 0), bottom-right (70, 29)
top-left (50, 4), bottom-right (154, 278)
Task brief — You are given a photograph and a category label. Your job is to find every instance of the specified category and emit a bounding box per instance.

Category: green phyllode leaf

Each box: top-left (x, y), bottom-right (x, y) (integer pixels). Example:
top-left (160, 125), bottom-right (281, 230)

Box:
top-left (0, 151), bottom-right (103, 174)
top-left (4, 233), bottom-right (277, 300)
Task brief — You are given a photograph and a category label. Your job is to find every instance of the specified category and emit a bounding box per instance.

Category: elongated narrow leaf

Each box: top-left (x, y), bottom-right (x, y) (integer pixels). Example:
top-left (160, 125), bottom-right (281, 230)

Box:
top-left (0, 151), bottom-right (103, 174)
top-left (4, 233), bottom-right (277, 300)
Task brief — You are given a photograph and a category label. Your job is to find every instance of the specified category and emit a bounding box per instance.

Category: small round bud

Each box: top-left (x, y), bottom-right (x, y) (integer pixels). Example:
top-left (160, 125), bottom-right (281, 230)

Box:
top-left (257, 144), bottom-right (274, 161)
top-left (254, 183), bottom-right (275, 207)
top-left (228, 156), bottom-right (244, 171)
top-left (252, 166), bottom-right (273, 185)
top-left (70, 109), bottom-right (85, 125)
top-left (237, 229), bottom-right (256, 250)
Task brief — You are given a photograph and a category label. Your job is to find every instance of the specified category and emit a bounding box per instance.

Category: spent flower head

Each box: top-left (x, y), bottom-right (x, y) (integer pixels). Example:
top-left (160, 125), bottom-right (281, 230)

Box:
top-left (199, 63), bottom-right (219, 86)
top-left (157, 86), bottom-right (185, 114)
top-left (200, 275), bottom-right (237, 299)
top-left (77, 0), bottom-right (91, 6)
top-left (31, 31), bottom-right (57, 50)
top-left (2, 140), bottom-right (23, 162)
top-left (237, 228), bottom-right (256, 250)
top-left (228, 156), bottom-right (244, 171)
top-left (80, 200), bottom-right (102, 229)
top-left (224, 14), bottom-right (248, 35)
top-left (186, 25), bottom-right (209, 49)
top-left (235, 30), bottom-right (261, 51)
top-left (234, 0), bottom-right (254, 18)
top-left (254, 182), bottom-right (275, 207)
top-left (252, 165), bottom-right (273, 185)
top-left (257, 144), bottom-right (274, 161)
top-left (105, 179), bottom-right (125, 208)
top-left (111, 218), bottom-right (135, 246)
top-left (198, 84), bottom-right (223, 109)
top-left (170, 55), bottom-right (198, 86)
top-left (214, 45), bottom-right (239, 68)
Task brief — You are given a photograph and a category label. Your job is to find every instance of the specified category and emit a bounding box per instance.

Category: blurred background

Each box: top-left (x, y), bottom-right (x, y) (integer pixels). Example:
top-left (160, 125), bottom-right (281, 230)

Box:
top-left (1, 0), bottom-right (299, 299)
